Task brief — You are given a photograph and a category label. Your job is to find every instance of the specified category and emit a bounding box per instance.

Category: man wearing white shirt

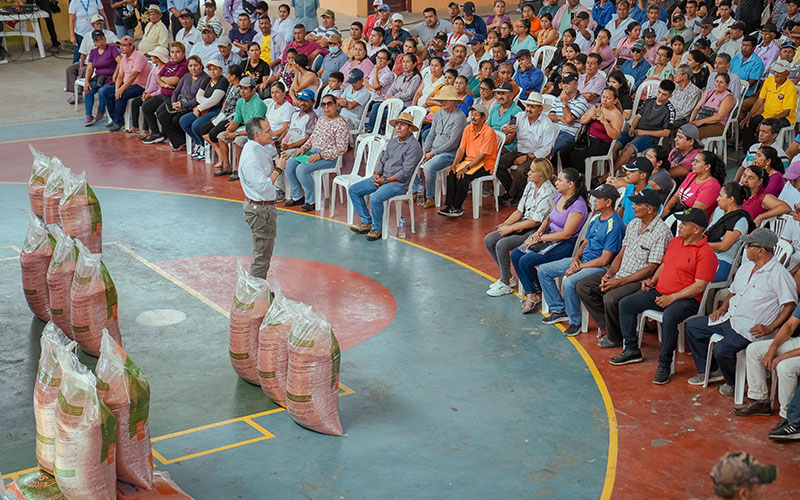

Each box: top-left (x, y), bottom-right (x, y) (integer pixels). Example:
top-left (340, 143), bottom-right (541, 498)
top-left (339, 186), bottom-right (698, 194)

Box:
top-left (239, 116), bottom-right (282, 279)
top-left (641, 4), bottom-right (668, 42)
top-left (496, 93), bottom-right (558, 205)
top-left (175, 9), bottom-right (202, 52)
top-left (711, 1), bottom-right (735, 40)
top-left (467, 35), bottom-right (491, 75)
top-left (68, 0), bottom-right (107, 62)
top-left (605, 0), bottom-right (633, 48)
top-left (685, 228), bottom-right (797, 395)
top-left (190, 24), bottom-right (223, 69)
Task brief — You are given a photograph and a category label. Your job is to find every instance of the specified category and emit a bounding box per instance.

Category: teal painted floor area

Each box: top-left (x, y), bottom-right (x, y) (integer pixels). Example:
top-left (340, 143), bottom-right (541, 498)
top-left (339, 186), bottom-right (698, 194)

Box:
top-left (0, 118), bottom-right (102, 143)
top-left (0, 185), bottom-right (610, 498)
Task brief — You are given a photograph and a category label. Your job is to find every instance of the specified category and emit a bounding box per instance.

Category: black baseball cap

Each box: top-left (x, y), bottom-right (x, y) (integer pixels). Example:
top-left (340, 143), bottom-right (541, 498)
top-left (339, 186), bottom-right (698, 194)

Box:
top-left (623, 157), bottom-right (654, 176)
top-left (589, 184), bottom-right (620, 201)
top-left (562, 72), bottom-right (579, 83)
top-left (179, 8), bottom-right (193, 17)
top-left (674, 207), bottom-right (709, 228)
top-left (435, 31), bottom-right (447, 42)
top-left (627, 189), bottom-right (661, 208)
top-left (91, 29), bottom-right (105, 40)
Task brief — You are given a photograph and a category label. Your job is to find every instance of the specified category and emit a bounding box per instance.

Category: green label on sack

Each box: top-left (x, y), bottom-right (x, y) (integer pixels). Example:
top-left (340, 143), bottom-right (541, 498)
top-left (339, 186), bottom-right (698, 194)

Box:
top-left (24, 288), bottom-right (37, 296)
top-left (289, 332), bottom-right (314, 348)
top-left (38, 369), bottom-right (61, 387)
top-left (100, 263), bottom-right (117, 320)
top-left (330, 330), bottom-right (341, 389)
top-left (232, 295), bottom-right (254, 311)
top-left (258, 370), bottom-right (276, 378)
top-left (286, 392), bottom-right (312, 403)
top-left (229, 351), bottom-right (250, 360)
top-left (50, 307), bottom-right (63, 315)
top-left (57, 391), bottom-right (83, 417)
top-left (99, 401), bottom-right (117, 464)
top-left (87, 185), bottom-right (103, 233)
top-left (73, 273), bottom-right (92, 285)
top-left (54, 466), bottom-right (75, 478)
top-left (36, 432), bottom-right (55, 445)
top-left (126, 357), bottom-right (151, 439)
top-left (72, 324), bottom-right (90, 334)
top-left (95, 378), bottom-right (109, 392)
top-left (50, 259), bottom-right (64, 270)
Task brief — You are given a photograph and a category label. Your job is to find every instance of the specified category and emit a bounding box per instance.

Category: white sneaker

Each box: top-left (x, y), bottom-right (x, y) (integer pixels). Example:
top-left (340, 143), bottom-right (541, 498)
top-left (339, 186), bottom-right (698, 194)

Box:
top-left (487, 283), bottom-right (514, 297)
top-left (509, 275), bottom-right (519, 288)
top-left (487, 280), bottom-right (503, 292)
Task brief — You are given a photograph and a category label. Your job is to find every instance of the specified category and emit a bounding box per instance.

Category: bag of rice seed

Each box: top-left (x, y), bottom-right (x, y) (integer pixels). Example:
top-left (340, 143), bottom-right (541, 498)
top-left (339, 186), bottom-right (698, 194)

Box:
top-left (286, 309), bottom-right (343, 436)
top-left (47, 225), bottom-right (78, 338)
top-left (60, 170), bottom-right (103, 254)
top-left (21, 212), bottom-right (55, 321)
top-left (70, 241), bottom-right (121, 357)
top-left (229, 261), bottom-right (271, 385)
top-left (116, 471), bottom-right (195, 499)
top-left (54, 348), bottom-right (117, 500)
top-left (8, 470), bottom-right (65, 500)
top-left (34, 322), bottom-right (77, 475)
top-left (43, 158), bottom-right (69, 228)
top-left (95, 331), bottom-right (154, 490)
top-left (28, 145), bottom-right (51, 220)
top-left (258, 288), bottom-right (307, 407)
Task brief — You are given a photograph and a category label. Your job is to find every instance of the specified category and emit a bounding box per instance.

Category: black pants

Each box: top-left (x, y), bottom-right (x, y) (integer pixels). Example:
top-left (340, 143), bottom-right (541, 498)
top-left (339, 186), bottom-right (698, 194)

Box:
top-left (558, 137), bottom-right (612, 175)
top-left (575, 272), bottom-right (642, 343)
top-left (130, 95), bottom-right (143, 128)
top-left (496, 150), bottom-right (532, 198)
top-left (445, 168), bottom-right (489, 210)
top-left (199, 119), bottom-right (229, 143)
top-left (157, 106), bottom-right (189, 147)
top-left (743, 115), bottom-right (790, 152)
top-left (35, 0), bottom-right (59, 46)
top-left (141, 95), bottom-right (168, 132)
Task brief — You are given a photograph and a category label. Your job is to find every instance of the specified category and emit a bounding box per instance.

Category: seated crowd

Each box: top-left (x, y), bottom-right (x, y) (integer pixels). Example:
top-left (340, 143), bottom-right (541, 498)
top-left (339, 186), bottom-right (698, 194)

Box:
top-left (65, 0), bottom-right (800, 441)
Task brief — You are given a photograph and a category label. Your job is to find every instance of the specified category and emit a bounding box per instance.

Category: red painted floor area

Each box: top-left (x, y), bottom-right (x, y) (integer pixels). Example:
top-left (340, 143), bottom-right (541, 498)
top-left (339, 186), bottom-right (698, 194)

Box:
top-left (3, 132), bottom-right (799, 498)
top-left (156, 255), bottom-right (395, 350)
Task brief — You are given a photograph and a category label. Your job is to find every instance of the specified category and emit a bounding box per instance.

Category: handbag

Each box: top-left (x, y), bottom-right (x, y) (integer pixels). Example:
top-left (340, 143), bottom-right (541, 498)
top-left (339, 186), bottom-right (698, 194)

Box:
top-left (572, 123), bottom-right (590, 149)
top-left (122, 4), bottom-right (138, 30)
top-left (695, 91), bottom-right (716, 121)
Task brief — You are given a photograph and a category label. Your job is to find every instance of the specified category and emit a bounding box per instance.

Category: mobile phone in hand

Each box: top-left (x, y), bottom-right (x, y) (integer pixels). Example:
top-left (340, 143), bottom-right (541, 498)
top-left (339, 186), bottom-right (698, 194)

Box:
top-left (509, 116), bottom-right (517, 126)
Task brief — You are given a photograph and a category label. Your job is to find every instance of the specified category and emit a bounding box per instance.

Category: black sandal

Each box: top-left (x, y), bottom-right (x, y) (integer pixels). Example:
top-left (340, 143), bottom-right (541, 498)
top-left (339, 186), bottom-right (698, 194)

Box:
top-left (213, 168), bottom-right (231, 177)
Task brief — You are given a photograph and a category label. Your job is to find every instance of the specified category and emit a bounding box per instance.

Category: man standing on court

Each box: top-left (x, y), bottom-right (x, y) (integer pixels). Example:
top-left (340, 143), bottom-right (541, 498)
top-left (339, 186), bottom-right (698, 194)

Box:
top-left (239, 116), bottom-right (283, 279)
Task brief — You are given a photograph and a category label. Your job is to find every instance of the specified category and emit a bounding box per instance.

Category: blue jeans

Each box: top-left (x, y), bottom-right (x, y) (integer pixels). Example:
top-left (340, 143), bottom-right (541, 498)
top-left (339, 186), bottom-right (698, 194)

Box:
top-left (538, 258), bottom-right (606, 325)
top-left (617, 130), bottom-right (656, 153)
top-left (348, 177), bottom-right (406, 230)
top-left (422, 152), bottom-right (455, 199)
top-left (284, 148), bottom-right (337, 205)
top-left (618, 288), bottom-right (699, 365)
top-left (685, 317), bottom-right (751, 386)
top-left (180, 109), bottom-right (220, 146)
top-left (84, 81), bottom-right (114, 117)
top-left (553, 130), bottom-right (575, 153)
top-left (72, 32), bottom-right (83, 63)
top-left (713, 260), bottom-right (731, 283)
top-left (115, 24), bottom-right (136, 38)
top-left (365, 101), bottom-right (381, 133)
top-left (511, 238), bottom-right (576, 295)
top-left (104, 84), bottom-right (144, 125)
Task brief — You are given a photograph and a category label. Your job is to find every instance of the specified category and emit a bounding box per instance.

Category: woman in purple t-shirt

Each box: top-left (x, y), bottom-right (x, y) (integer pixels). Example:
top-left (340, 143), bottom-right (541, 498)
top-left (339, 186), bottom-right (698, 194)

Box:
top-left (511, 167), bottom-right (589, 314)
top-left (83, 31), bottom-right (121, 126)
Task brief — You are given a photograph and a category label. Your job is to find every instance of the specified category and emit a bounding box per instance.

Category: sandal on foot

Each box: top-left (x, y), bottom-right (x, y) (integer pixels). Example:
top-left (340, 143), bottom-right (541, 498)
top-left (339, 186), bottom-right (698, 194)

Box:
top-left (213, 168), bottom-right (232, 177)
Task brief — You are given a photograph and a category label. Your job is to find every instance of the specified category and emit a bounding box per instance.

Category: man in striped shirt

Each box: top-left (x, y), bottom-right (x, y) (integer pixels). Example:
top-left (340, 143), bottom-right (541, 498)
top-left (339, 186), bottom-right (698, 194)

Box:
top-left (548, 72), bottom-right (591, 154)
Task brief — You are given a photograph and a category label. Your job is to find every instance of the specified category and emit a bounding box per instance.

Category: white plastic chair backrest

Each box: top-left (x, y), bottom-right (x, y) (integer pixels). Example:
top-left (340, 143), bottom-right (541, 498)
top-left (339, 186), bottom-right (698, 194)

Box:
top-left (364, 136), bottom-right (387, 177)
top-left (491, 130), bottom-right (506, 177)
top-left (421, 66), bottom-right (431, 80)
top-left (631, 80), bottom-right (660, 118)
top-left (533, 45), bottom-right (556, 70)
top-left (404, 161), bottom-right (424, 197)
top-left (351, 137), bottom-right (371, 177)
top-left (598, 70), bottom-right (607, 80)
top-left (377, 98), bottom-right (404, 140)
top-left (738, 81), bottom-right (749, 105)
top-left (404, 105), bottom-right (428, 139)
top-left (262, 97), bottom-right (274, 109)
top-left (776, 239), bottom-right (793, 267)
top-left (762, 215), bottom-right (789, 237)
top-left (354, 96), bottom-right (374, 133)
top-left (541, 94), bottom-right (557, 109)
top-left (624, 74), bottom-right (635, 90)
top-left (570, 212), bottom-right (592, 259)
top-left (663, 214), bottom-right (679, 236)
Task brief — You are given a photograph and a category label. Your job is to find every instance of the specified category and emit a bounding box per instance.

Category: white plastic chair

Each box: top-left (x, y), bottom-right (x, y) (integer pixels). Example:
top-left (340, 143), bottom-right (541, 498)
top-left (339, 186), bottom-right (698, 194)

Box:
top-left (776, 84), bottom-right (800, 149)
top-left (330, 136), bottom-right (387, 223)
top-left (469, 131), bottom-right (507, 219)
top-left (704, 336), bottom-right (747, 404)
top-left (311, 156), bottom-right (343, 213)
top-left (355, 98), bottom-right (403, 148)
top-left (702, 86), bottom-right (745, 164)
top-left (761, 214), bottom-right (790, 237)
top-left (74, 78), bottom-right (86, 112)
top-left (728, 82), bottom-right (749, 148)
top-left (381, 161), bottom-right (423, 240)
top-left (624, 74), bottom-right (635, 91)
top-left (584, 139), bottom-right (617, 186)
top-left (533, 45), bottom-right (557, 70)
top-left (403, 105), bottom-right (428, 140)
top-left (629, 80), bottom-right (661, 126)
top-left (349, 97), bottom-right (374, 145)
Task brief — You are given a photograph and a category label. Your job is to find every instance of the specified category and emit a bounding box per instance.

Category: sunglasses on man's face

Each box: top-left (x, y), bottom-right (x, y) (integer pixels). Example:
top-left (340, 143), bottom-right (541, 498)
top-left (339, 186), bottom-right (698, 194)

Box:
top-left (321, 101), bottom-right (335, 107)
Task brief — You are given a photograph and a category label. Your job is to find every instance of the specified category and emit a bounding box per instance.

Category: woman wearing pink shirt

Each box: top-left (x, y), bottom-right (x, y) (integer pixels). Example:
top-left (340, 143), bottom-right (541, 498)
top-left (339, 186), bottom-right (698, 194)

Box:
top-left (663, 150), bottom-right (726, 218)
top-left (615, 21), bottom-right (640, 63)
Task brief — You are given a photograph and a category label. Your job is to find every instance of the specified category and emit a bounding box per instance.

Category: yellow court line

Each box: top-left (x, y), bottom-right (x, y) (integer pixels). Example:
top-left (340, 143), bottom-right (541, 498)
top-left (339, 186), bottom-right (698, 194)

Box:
top-left (158, 436), bottom-right (273, 465)
top-left (3, 466), bottom-right (39, 482)
top-left (0, 245), bottom-right (22, 253)
top-left (0, 130), bottom-right (108, 145)
top-left (109, 241), bottom-right (230, 318)
top-left (2, 182), bottom-right (617, 495)
top-left (0, 256), bottom-right (20, 261)
top-left (150, 448), bottom-right (170, 466)
top-left (243, 418), bottom-right (276, 438)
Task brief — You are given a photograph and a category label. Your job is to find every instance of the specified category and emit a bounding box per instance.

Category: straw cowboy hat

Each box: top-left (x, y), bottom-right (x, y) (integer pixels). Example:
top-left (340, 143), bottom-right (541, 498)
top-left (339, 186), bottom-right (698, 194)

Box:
top-left (520, 92), bottom-right (552, 114)
top-left (389, 112), bottom-right (419, 131)
top-left (433, 84), bottom-right (467, 105)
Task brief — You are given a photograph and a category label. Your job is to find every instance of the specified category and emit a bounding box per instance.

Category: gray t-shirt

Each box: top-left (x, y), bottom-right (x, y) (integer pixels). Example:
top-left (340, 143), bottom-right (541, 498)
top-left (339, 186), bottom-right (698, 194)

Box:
top-left (637, 98), bottom-right (675, 131)
top-left (410, 19), bottom-right (453, 45)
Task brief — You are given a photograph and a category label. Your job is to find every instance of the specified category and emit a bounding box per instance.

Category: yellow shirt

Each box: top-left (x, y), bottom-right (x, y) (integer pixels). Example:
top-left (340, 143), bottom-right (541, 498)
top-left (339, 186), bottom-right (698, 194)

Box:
top-left (259, 33), bottom-right (271, 65)
top-left (759, 75), bottom-right (798, 124)
top-left (342, 38), bottom-right (360, 59)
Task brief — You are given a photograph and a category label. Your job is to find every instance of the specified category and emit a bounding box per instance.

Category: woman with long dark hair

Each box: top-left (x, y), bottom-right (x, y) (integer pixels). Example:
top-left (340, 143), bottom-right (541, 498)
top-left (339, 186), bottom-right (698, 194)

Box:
top-left (705, 182), bottom-right (755, 282)
top-left (753, 145), bottom-right (787, 196)
top-left (511, 168), bottom-right (589, 314)
top-left (740, 164), bottom-right (792, 226)
top-left (560, 87), bottom-right (623, 169)
top-left (663, 150), bottom-right (726, 217)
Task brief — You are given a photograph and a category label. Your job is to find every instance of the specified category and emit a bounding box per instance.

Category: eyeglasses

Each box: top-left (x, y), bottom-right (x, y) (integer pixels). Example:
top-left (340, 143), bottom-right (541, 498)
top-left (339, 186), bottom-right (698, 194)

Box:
top-left (631, 48), bottom-right (643, 53)
top-left (320, 101), bottom-right (335, 107)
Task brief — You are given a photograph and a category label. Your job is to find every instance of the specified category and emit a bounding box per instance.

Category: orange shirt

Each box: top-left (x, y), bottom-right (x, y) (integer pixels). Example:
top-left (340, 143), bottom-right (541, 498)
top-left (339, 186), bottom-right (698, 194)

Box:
top-left (459, 122), bottom-right (498, 173)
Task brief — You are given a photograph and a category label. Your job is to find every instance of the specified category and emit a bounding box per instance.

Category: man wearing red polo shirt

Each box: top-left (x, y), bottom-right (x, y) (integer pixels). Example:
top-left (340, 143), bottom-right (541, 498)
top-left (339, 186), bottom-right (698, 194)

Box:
top-left (610, 201), bottom-right (718, 385)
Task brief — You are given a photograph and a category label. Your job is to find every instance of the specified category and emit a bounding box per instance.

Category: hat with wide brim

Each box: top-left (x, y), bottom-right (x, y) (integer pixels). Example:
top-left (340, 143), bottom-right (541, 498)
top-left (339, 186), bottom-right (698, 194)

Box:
top-left (388, 111), bottom-right (419, 131)
top-left (520, 92), bottom-right (552, 114)
top-left (434, 85), bottom-right (467, 105)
